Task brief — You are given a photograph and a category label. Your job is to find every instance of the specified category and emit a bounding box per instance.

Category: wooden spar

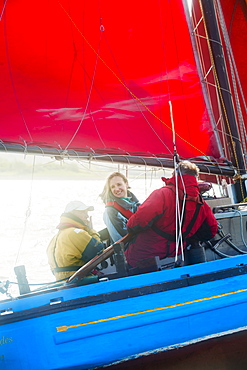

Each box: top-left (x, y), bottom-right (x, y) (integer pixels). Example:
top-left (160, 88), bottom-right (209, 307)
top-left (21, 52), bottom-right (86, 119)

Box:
top-left (66, 233), bottom-right (133, 283)
top-left (0, 144), bottom-right (237, 177)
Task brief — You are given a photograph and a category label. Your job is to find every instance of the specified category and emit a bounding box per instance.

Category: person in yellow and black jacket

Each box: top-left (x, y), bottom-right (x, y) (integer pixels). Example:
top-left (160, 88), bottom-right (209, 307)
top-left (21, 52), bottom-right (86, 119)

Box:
top-left (47, 200), bottom-right (105, 281)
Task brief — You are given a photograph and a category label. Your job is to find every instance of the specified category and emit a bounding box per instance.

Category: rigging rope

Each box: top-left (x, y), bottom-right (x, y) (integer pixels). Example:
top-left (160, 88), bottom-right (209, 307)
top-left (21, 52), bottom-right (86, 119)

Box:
top-left (169, 100), bottom-right (185, 262)
top-left (191, 7), bottom-right (236, 167)
top-left (0, 0), bottom-right (8, 21)
top-left (215, 0), bottom-right (247, 169)
top-left (198, 0), bottom-right (245, 200)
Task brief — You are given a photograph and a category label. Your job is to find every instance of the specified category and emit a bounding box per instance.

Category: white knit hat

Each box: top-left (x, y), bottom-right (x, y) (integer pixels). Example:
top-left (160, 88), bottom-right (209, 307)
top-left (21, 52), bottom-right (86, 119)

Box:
top-left (64, 201), bottom-right (94, 213)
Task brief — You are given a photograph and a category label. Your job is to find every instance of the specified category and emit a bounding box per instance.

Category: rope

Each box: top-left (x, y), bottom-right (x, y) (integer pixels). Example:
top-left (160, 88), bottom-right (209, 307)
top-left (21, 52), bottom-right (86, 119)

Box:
top-left (199, 0), bottom-right (245, 199)
top-left (215, 0), bottom-right (247, 169)
top-left (0, 0), bottom-right (8, 21)
top-left (169, 100), bottom-right (184, 262)
top-left (191, 9), bottom-right (232, 166)
top-left (174, 162), bottom-right (186, 262)
top-left (198, 0), bottom-right (239, 170)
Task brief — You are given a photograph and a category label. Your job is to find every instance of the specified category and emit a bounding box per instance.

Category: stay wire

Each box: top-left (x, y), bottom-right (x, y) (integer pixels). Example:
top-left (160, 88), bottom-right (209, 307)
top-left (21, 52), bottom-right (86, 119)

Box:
top-left (169, 101), bottom-right (184, 262)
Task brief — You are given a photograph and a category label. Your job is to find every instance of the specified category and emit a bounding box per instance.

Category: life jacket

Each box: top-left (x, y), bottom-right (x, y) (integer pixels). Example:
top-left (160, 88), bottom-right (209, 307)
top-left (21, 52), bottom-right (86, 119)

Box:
top-left (106, 201), bottom-right (134, 219)
top-left (51, 232), bottom-right (82, 274)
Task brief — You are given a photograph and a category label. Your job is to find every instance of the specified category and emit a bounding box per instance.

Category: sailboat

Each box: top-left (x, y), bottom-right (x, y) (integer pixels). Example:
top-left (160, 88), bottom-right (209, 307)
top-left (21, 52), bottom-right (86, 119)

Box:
top-left (1, 0), bottom-right (247, 369)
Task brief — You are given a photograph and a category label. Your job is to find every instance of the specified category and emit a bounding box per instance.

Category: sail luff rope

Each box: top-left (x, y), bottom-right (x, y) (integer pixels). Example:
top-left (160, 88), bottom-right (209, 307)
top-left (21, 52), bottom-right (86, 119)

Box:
top-left (193, 23), bottom-right (227, 163)
top-left (191, 6), bottom-right (234, 161)
top-left (198, 0), bottom-right (240, 169)
top-left (192, 37), bottom-right (224, 161)
top-left (216, 0), bottom-right (247, 168)
top-left (195, 0), bottom-right (247, 121)
top-left (57, 0), bottom-right (213, 162)
top-left (227, 54), bottom-right (247, 168)
top-left (192, 9), bottom-right (217, 132)
top-left (192, 26), bottom-right (219, 132)
top-left (199, 0), bottom-right (245, 200)
top-left (188, 0), bottom-right (229, 164)
top-left (214, 116), bottom-right (229, 161)
top-left (190, 4), bottom-right (220, 133)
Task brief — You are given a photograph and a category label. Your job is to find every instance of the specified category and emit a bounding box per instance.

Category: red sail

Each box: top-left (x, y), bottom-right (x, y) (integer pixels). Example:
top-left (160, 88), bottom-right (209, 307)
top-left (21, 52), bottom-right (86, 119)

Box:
top-left (0, 0), bottom-right (222, 161)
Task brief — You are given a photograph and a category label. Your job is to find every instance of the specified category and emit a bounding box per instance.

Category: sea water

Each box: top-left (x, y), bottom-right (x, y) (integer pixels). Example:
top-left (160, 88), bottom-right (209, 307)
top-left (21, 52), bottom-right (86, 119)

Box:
top-left (0, 177), bottom-right (165, 299)
top-left (0, 173), bottom-right (223, 300)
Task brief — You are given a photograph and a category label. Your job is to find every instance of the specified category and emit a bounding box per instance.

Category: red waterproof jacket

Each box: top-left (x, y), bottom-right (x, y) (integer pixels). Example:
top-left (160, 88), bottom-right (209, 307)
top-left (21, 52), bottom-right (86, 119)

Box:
top-left (125, 175), bottom-right (218, 267)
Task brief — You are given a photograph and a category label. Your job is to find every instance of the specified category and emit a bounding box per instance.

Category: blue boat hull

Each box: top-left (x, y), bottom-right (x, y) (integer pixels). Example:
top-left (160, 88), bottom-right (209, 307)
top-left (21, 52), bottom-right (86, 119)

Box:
top-left (1, 255), bottom-right (247, 369)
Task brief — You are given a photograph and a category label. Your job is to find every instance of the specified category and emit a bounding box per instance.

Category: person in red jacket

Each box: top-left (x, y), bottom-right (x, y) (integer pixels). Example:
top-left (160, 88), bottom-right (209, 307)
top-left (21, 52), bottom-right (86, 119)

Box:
top-left (125, 161), bottom-right (218, 268)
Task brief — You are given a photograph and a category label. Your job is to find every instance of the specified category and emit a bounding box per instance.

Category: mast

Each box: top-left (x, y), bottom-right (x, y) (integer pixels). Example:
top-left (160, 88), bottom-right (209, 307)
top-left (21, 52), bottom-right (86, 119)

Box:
top-left (200, 0), bottom-right (246, 201)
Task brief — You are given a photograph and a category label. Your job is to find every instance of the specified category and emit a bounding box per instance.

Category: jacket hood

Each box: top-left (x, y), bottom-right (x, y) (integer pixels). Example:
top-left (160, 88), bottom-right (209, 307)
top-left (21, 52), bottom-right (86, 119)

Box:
top-left (162, 174), bottom-right (199, 197)
top-left (56, 214), bottom-right (88, 231)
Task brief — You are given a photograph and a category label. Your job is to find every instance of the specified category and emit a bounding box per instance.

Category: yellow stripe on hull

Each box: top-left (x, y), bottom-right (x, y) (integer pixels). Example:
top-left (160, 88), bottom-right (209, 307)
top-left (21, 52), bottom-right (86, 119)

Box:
top-left (56, 287), bottom-right (247, 332)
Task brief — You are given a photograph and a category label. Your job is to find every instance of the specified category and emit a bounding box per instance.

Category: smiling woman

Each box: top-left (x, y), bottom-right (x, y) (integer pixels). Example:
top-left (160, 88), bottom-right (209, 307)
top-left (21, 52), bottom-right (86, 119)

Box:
top-left (100, 172), bottom-right (141, 243)
top-left (110, 175), bottom-right (129, 198)
top-left (101, 172), bottom-right (130, 202)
